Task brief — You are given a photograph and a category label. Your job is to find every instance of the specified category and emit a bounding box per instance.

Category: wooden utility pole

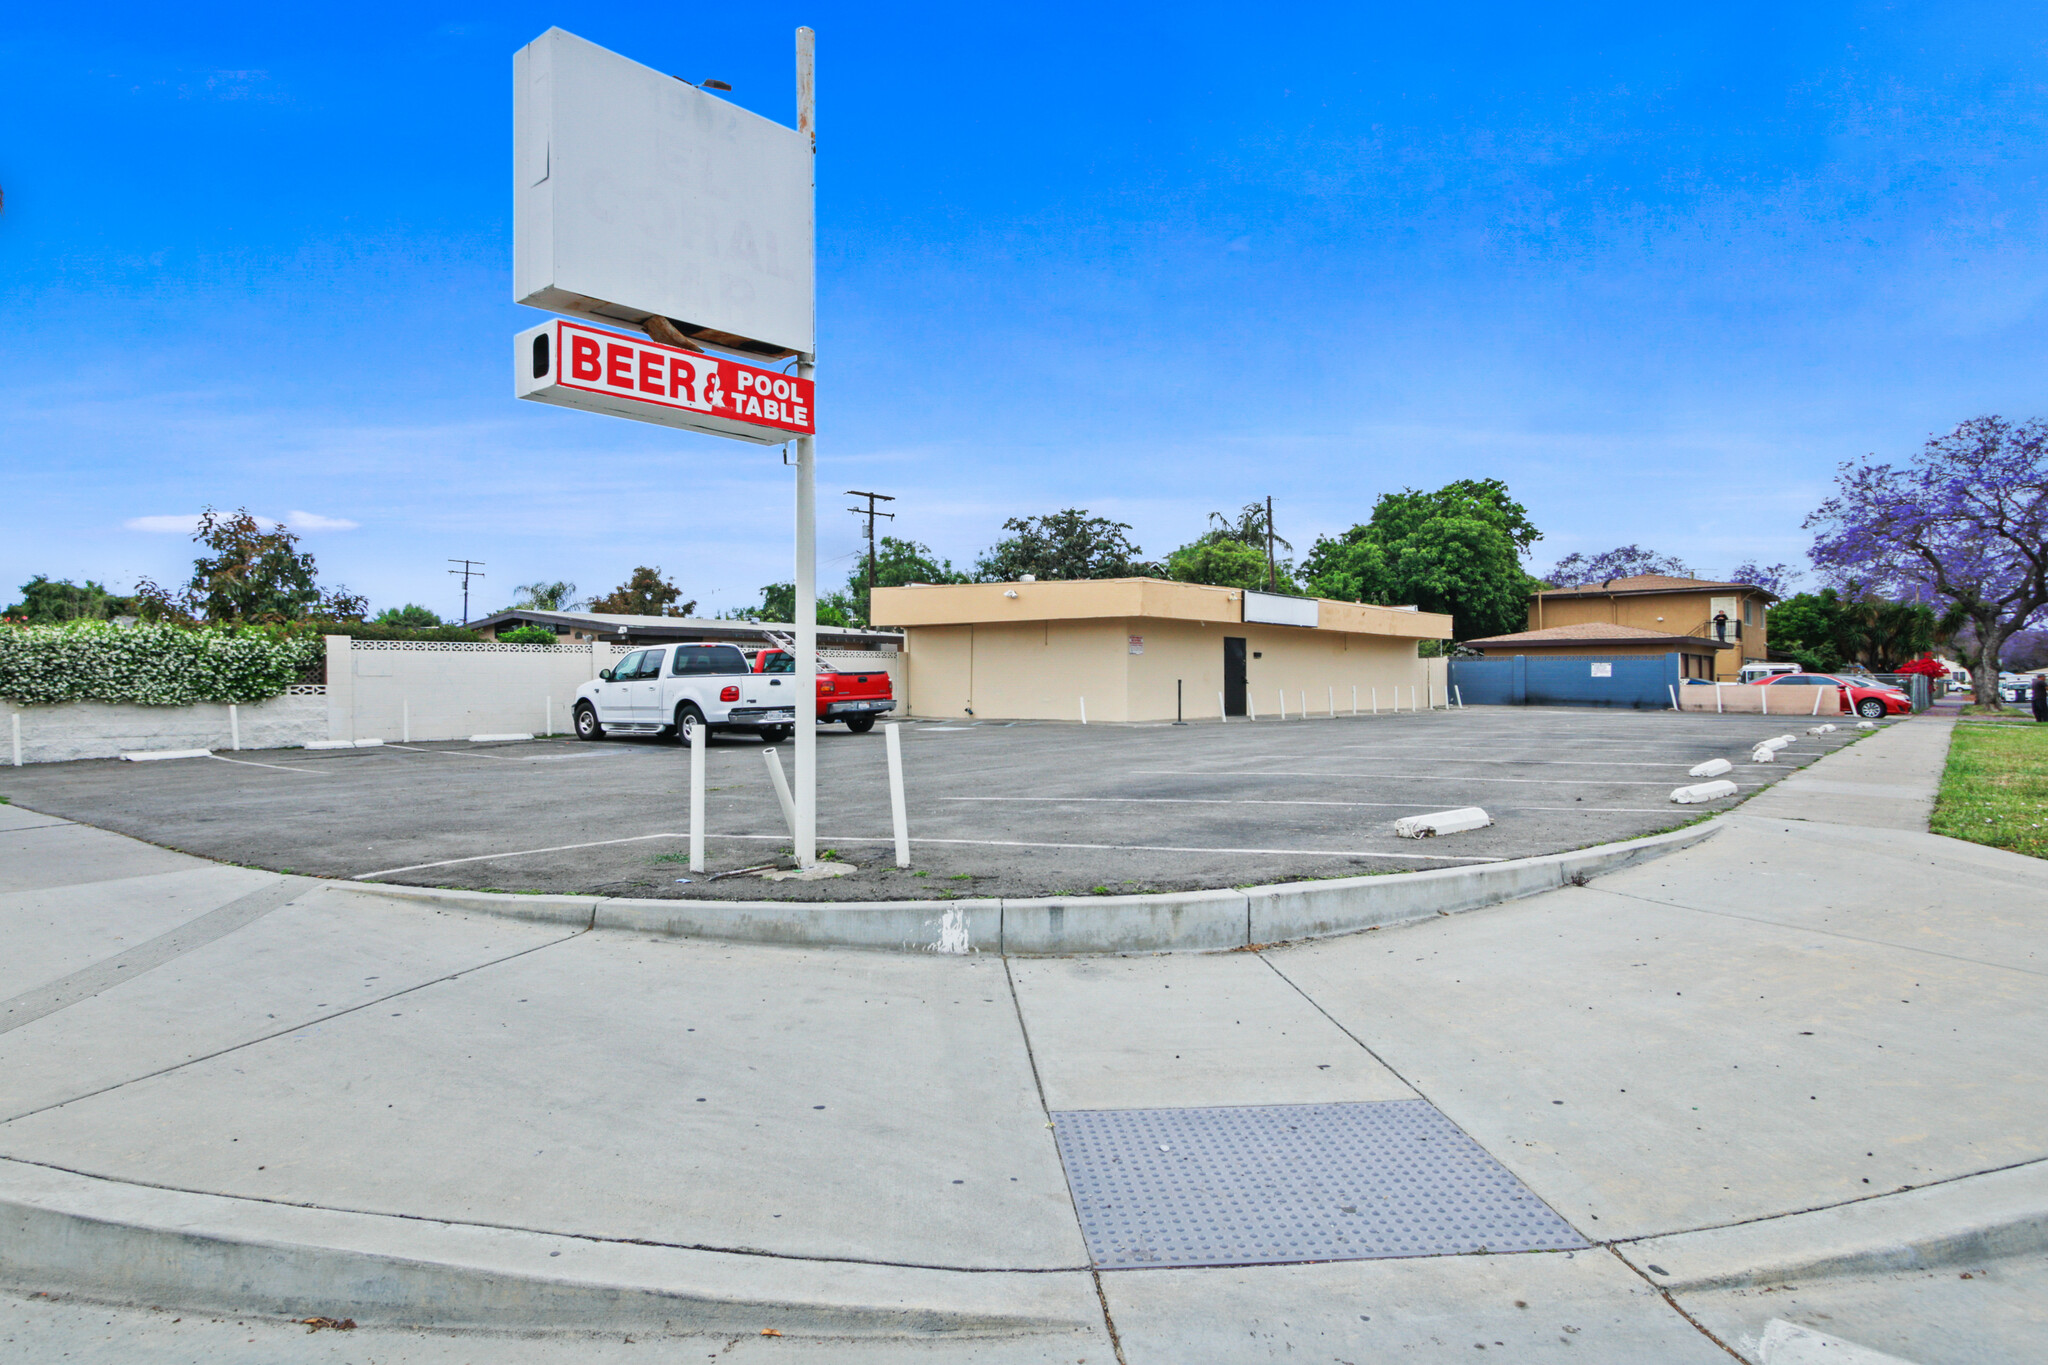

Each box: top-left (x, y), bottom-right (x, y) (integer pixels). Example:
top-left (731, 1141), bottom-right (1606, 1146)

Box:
top-left (447, 559), bottom-right (486, 625)
top-left (1265, 496), bottom-right (1276, 592)
top-left (846, 490), bottom-right (895, 596)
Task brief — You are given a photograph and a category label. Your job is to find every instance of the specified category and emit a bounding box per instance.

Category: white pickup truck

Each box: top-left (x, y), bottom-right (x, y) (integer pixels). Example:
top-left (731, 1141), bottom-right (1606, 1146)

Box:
top-left (572, 642), bottom-right (796, 745)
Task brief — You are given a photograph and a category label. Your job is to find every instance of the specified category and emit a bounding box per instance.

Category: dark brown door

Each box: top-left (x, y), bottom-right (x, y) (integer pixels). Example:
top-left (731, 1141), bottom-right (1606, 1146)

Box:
top-left (1223, 637), bottom-right (1248, 716)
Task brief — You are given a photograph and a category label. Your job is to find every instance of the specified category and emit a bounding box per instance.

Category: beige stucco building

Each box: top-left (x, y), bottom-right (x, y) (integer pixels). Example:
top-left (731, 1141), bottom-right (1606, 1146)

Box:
top-left (870, 579), bottom-right (1452, 723)
top-left (1526, 573), bottom-right (1776, 681)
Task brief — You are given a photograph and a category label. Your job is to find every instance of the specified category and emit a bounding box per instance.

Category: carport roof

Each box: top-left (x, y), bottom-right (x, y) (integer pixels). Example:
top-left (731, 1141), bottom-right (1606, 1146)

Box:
top-left (1465, 622), bottom-right (1714, 649)
top-left (472, 609), bottom-right (901, 650)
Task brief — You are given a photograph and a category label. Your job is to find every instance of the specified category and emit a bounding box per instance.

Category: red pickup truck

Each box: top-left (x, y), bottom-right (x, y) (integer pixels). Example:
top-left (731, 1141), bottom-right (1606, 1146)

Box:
top-left (752, 649), bottom-right (897, 732)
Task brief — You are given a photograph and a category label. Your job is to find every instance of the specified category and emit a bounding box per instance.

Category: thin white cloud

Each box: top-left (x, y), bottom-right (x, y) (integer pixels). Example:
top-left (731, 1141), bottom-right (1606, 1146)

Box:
top-left (123, 512), bottom-right (295, 533)
top-left (285, 510), bottom-right (360, 531)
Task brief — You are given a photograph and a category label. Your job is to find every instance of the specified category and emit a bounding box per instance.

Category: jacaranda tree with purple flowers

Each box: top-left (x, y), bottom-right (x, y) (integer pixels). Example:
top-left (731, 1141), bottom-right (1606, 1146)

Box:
top-left (1807, 416), bottom-right (2048, 708)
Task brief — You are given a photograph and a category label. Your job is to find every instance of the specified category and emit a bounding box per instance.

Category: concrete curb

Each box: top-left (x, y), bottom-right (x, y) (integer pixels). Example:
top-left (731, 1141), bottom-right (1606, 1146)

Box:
top-left (0, 1159), bottom-right (1101, 1337)
top-left (330, 822), bottom-right (1721, 955)
top-left (1618, 1161), bottom-right (2048, 1293)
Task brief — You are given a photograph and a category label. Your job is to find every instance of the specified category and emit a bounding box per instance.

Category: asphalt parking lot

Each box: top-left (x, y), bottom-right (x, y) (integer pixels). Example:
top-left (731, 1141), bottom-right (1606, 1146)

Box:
top-left (0, 706), bottom-right (1885, 901)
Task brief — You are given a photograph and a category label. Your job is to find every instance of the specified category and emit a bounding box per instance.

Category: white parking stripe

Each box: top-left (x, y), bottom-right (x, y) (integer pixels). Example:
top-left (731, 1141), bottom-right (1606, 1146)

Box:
top-left (1132, 769), bottom-right (1760, 787)
top-left (209, 754), bottom-right (329, 775)
top-left (941, 796), bottom-right (1674, 814)
top-left (353, 832), bottom-right (683, 878)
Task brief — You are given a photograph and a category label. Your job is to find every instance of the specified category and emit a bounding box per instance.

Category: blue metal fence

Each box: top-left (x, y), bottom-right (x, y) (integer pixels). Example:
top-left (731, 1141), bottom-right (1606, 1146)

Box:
top-left (1448, 654), bottom-right (1681, 709)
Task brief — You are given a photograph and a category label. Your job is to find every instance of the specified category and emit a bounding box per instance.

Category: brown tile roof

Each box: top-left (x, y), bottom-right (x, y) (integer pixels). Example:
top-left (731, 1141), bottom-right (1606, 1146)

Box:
top-left (1538, 573), bottom-right (1774, 598)
top-left (1465, 622), bottom-right (1714, 648)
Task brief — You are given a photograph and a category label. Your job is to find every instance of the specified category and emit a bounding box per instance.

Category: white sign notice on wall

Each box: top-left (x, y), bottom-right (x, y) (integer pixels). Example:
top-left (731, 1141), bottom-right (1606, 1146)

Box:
top-left (1129, 635), bottom-right (1144, 654)
top-left (1590, 662), bottom-right (1614, 677)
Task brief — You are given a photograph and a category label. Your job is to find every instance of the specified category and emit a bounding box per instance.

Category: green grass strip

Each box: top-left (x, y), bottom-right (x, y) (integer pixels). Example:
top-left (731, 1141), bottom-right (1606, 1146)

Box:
top-left (1931, 722), bottom-right (2048, 860)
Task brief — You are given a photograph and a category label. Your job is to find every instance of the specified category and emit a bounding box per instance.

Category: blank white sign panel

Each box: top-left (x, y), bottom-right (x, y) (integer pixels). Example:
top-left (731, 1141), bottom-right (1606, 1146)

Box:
top-left (1243, 591), bottom-right (1319, 628)
top-left (514, 28), bottom-right (814, 359)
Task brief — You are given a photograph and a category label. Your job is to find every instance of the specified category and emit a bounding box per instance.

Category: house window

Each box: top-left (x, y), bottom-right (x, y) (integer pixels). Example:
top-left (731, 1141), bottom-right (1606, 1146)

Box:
top-left (1743, 598), bottom-right (1756, 626)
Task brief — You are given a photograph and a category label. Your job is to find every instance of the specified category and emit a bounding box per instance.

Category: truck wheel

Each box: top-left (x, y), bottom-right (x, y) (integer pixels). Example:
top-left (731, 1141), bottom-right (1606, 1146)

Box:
top-left (574, 703), bottom-right (604, 740)
top-left (759, 725), bottom-right (792, 744)
top-left (845, 714), bottom-right (877, 734)
top-left (1857, 698), bottom-right (1887, 719)
top-left (674, 703), bottom-right (709, 746)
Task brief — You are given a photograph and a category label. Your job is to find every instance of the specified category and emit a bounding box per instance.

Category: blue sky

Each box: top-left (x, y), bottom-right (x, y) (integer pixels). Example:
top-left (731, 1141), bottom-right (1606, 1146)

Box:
top-left (5, 2), bottom-right (2046, 619)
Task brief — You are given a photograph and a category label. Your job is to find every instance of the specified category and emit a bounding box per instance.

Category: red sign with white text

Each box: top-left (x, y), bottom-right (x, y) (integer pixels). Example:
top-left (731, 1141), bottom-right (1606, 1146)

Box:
top-left (515, 318), bottom-right (813, 445)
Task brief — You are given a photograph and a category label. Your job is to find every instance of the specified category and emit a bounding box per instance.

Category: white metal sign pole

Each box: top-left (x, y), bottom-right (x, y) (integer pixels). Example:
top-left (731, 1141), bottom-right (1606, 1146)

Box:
top-left (792, 27), bottom-right (819, 867)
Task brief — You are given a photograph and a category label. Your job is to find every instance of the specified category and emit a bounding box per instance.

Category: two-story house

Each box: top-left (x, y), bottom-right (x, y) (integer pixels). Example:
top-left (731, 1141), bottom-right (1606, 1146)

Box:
top-left (1478, 574), bottom-right (1777, 682)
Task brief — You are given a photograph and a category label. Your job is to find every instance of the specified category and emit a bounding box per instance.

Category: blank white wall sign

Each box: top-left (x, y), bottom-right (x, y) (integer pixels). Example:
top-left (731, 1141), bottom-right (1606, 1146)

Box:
top-left (514, 27), bottom-right (815, 357)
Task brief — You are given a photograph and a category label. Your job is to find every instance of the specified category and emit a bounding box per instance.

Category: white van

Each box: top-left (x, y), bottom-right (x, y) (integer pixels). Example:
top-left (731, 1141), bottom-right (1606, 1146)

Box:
top-left (1739, 662), bottom-right (1801, 683)
top-left (572, 642), bottom-right (796, 745)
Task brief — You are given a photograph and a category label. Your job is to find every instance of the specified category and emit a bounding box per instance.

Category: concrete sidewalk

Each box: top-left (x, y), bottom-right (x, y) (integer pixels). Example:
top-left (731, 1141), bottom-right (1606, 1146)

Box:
top-left (2, 712), bottom-right (2044, 1363)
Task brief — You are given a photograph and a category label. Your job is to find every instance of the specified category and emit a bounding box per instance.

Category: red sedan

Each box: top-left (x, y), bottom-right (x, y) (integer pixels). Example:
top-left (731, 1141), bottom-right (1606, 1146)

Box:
top-left (1752, 672), bottom-right (1912, 719)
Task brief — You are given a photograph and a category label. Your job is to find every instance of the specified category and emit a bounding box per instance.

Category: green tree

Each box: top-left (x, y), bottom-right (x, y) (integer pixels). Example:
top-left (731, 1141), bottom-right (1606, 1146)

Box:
top-left (135, 508), bottom-right (366, 625)
top-left (1768, 588), bottom-right (1938, 673)
top-left (498, 624), bottom-right (561, 644)
top-left (372, 603), bottom-right (443, 628)
top-left (1164, 537), bottom-right (1298, 593)
top-left (1160, 501), bottom-right (1299, 592)
top-left (973, 510), bottom-right (1151, 582)
top-left (1207, 502), bottom-right (1289, 550)
top-left (1302, 479), bottom-right (1543, 641)
top-left (722, 582), bottom-right (861, 626)
top-left (845, 536), bottom-right (967, 625)
top-left (512, 580), bottom-right (581, 611)
top-left (4, 576), bottom-right (138, 624)
top-left (587, 567), bottom-right (695, 617)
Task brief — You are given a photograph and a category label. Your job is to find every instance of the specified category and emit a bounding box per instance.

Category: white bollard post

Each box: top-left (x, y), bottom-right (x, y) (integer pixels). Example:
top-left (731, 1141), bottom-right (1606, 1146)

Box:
top-left (1300, 690), bottom-right (1307, 719)
top-left (1455, 685), bottom-right (1464, 708)
top-left (1217, 691), bottom-right (1226, 722)
top-left (1248, 695), bottom-right (1258, 721)
top-left (547, 696), bottom-right (553, 736)
top-left (1428, 682), bottom-right (1434, 710)
top-left (689, 722), bottom-right (707, 872)
top-left (1669, 684), bottom-right (1679, 711)
top-left (1372, 687), bottom-right (1378, 715)
top-left (11, 712), bottom-right (19, 767)
top-left (1811, 689), bottom-right (1823, 716)
top-left (1761, 687), bottom-right (1769, 715)
top-left (403, 699), bottom-right (411, 743)
top-left (1328, 685), bottom-right (1334, 718)
top-left (1351, 685), bottom-right (1358, 716)
top-left (229, 704), bottom-right (240, 751)
top-left (1411, 685), bottom-right (1418, 711)
top-left (764, 747), bottom-right (797, 840)
top-left (885, 722), bottom-right (910, 868)
top-left (1715, 683), bottom-right (1723, 714)
top-left (1078, 696), bottom-right (1087, 725)
top-left (1279, 689), bottom-right (1287, 720)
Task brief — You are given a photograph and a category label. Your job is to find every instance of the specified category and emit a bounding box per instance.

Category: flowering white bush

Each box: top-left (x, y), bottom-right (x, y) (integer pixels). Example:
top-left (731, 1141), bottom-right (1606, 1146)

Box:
top-left (0, 621), bottom-right (321, 707)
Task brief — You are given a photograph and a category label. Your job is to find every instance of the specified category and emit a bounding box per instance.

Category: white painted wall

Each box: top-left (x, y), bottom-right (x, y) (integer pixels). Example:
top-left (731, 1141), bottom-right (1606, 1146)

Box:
top-left (3, 694), bottom-right (326, 765)
top-left (4, 639), bottom-right (905, 764)
top-left (325, 638), bottom-right (625, 742)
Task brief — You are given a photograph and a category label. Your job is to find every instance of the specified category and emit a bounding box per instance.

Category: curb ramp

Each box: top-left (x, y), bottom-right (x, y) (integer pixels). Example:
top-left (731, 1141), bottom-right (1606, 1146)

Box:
top-left (1617, 1160), bottom-right (2048, 1293)
top-left (0, 1159), bottom-right (1102, 1340)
